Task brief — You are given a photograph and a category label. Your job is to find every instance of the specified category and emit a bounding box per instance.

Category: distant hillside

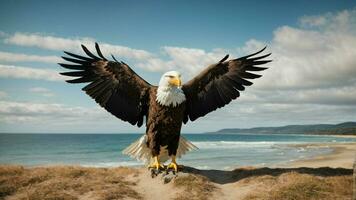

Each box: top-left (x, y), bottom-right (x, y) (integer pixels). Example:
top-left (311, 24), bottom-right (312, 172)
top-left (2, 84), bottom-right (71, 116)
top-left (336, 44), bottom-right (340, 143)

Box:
top-left (215, 122), bottom-right (356, 135)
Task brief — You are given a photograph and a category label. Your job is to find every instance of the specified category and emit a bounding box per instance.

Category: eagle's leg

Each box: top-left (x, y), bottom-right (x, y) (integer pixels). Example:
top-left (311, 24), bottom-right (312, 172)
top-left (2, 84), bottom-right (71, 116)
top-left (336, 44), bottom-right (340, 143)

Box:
top-left (148, 156), bottom-right (164, 170)
top-left (167, 155), bottom-right (182, 172)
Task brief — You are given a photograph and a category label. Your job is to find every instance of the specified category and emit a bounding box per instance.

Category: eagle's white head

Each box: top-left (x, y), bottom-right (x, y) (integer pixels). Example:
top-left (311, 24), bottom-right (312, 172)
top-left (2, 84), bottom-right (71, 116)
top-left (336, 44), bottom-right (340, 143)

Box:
top-left (156, 71), bottom-right (186, 107)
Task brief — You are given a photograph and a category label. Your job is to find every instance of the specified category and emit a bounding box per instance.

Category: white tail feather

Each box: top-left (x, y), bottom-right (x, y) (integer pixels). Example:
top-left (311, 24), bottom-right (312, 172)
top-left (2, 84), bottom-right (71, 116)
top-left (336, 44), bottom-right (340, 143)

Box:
top-left (122, 135), bottom-right (198, 164)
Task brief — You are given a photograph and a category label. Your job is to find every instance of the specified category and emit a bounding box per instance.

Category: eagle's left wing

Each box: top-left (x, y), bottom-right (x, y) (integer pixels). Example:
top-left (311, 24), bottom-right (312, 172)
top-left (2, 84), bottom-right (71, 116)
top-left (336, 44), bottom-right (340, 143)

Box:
top-left (181, 47), bottom-right (271, 123)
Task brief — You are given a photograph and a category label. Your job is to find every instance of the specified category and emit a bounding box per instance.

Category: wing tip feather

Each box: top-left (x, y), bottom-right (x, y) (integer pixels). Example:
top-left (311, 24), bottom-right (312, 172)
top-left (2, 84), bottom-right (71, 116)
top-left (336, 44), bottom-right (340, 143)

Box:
top-left (219, 54), bottom-right (229, 63)
top-left (95, 42), bottom-right (107, 60)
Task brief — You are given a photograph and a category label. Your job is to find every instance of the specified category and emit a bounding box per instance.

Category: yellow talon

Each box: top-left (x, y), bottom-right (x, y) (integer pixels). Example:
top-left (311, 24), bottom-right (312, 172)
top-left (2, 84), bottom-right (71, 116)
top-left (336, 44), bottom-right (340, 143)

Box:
top-left (148, 156), bottom-right (164, 170)
top-left (167, 155), bottom-right (182, 172)
top-left (167, 162), bottom-right (178, 172)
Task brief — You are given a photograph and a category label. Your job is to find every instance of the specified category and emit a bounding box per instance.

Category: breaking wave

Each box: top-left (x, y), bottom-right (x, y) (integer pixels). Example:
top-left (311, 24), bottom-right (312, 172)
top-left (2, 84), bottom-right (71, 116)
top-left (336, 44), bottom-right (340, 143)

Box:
top-left (191, 141), bottom-right (300, 149)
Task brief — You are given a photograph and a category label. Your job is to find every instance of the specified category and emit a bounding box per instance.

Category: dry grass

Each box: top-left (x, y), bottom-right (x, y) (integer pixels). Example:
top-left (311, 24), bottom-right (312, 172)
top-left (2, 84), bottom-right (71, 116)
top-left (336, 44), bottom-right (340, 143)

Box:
top-left (1, 165), bottom-right (352, 200)
top-left (0, 165), bottom-right (142, 200)
top-left (173, 174), bottom-right (217, 200)
top-left (242, 172), bottom-right (353, 200)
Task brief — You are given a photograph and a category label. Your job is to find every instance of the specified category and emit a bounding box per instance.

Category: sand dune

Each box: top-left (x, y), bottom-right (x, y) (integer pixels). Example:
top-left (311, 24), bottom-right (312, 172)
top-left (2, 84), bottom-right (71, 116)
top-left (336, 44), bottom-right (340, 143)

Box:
top-left (1, 142), bottom-right (355, 200)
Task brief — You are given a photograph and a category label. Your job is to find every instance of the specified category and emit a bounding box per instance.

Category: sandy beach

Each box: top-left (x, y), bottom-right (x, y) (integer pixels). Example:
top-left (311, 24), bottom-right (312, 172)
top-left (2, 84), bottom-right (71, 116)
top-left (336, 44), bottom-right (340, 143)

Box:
top-left (1, 142), bottom-right (355, 200)
top-left (286, 142), bottom-right (356, 169)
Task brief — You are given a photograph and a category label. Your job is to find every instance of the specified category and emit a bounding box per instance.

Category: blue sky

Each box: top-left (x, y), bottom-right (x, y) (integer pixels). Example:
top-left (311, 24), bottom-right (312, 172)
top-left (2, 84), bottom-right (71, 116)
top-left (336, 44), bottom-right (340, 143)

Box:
top-left (1, 0), bottom-right (356, 133)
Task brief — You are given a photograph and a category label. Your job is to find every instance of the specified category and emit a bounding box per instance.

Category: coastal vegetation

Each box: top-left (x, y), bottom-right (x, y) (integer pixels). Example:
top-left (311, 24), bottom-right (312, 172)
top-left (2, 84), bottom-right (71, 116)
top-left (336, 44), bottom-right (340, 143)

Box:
top-left (0, 165), bottom-right (353, 200)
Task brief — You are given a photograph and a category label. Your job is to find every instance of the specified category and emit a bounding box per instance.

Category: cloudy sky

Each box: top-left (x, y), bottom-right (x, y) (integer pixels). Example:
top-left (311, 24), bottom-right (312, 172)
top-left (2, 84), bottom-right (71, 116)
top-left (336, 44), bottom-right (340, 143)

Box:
top-left (1, 0), bottom-right (356, 133)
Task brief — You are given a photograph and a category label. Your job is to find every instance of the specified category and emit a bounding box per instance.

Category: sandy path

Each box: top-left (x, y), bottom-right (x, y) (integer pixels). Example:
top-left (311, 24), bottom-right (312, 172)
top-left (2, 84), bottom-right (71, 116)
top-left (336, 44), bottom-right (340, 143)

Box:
top-left (212, 182), bottom-right (260, 200)
top-left (128, 168), bottom-right (181, 200)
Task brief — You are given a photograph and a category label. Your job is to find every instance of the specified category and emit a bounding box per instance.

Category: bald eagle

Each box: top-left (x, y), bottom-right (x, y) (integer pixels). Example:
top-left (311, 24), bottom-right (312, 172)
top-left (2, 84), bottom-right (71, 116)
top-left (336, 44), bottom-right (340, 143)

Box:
top-left (59, 43), bottom-right (271, 172)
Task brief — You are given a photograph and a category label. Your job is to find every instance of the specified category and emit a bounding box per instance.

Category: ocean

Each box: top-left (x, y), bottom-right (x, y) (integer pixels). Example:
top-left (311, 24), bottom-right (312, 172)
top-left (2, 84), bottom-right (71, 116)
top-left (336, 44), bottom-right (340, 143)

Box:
top-left (0, 133), bottom-right (355, 170)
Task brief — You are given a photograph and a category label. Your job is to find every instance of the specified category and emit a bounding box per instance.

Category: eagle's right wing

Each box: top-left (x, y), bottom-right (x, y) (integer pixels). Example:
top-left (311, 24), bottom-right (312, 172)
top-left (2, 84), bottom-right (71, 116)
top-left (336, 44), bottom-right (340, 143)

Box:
top-left (59, 43), bottom-right (152, 127)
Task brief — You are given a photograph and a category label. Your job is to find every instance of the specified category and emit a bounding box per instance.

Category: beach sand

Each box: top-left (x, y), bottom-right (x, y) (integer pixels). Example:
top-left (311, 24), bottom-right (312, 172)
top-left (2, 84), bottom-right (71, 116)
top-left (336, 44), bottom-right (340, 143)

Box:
top-left (1, 142), bottom-right (355, 200)
top-left (286, 142), bottom-right (356, 168)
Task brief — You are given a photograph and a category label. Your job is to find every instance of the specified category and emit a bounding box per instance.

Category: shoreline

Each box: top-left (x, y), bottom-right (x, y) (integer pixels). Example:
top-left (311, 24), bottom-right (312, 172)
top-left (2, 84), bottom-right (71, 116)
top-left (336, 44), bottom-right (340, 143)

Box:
top-left (2, 142), bottom-right (356, 170)
top-left (281, 142), bottom-right (356, 169)
top-left (328, 134), bottom-right (356, 138)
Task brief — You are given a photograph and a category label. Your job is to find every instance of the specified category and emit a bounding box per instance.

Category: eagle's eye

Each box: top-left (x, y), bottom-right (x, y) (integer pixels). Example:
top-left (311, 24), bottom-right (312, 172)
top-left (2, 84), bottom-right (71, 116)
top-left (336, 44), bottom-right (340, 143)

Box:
top-left (166, 75), bottom-right (175, 78)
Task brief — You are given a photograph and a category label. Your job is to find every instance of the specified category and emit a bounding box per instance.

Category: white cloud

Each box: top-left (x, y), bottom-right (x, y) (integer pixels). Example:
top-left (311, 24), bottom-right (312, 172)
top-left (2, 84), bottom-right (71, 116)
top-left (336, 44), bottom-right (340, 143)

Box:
top-left (136, 47), bottom-right (233, 78)
top-left (0, 101), bottom-right (107, 131)
top-left (3, 32), bottom-right (170, 73)
top-left (250, 8), bottom-right (356, 90)
top-left (0, 100), bottom-right (140, 133)
top-left (4, 32), bottom-right (152, 60)
top-left (29, 87), bottom-right (55, 97)
top-left (238, 84), bottom-right (356, 106)
top-left (0, 64), bottom-right (65, 81)
top-left (29, 87), bottom-right (50, 93)
top-left (162, 46), bottom-right (227, 76)
top-left (300, 15), bottom-right (327, 27)
top-left (235, 39), bottom-right (267, 55)
top-left (182, 99), bottom-right (356, 131)
top-left (136, 57), bottom-right (172, 72)
top-left (5, 33), bottom-right (93, 52)
top-left (0, 51), bottom-right (61, 63)
top-left (0, 101), bottom-right (106, 127)
top-left (300, 9), bottom-right (356, 32)
top-left (0, 101), bottom-right (98, 121)
top-left (231, 103), bottom-right (356, 126)
top-left (2, 32), bottom-right (232, 75)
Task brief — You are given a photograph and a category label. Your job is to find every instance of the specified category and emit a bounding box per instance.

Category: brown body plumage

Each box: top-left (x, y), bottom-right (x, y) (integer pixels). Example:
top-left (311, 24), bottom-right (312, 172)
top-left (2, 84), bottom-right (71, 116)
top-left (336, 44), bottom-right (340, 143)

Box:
top-left (59, 43), bottom-right (271, 170)
top-left (146, 88), bottom-right (186, 157)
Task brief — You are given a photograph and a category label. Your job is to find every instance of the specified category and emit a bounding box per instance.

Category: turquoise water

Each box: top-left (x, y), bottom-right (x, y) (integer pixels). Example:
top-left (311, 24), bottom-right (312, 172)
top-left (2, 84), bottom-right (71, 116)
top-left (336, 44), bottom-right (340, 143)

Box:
top-left (0, 133), bottom-right (355, 170)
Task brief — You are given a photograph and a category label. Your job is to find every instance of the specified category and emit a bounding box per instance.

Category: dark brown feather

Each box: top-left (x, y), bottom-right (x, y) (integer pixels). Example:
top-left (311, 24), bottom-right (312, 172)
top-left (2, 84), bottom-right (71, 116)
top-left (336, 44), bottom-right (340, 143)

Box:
top-left (95, 42), bottom-right (107, 60)
top-left (59, 43), bottom-right (152, 127)
top-left (81, 44), bottom-right (100, 60)
top-left (60, 71), bottom-right (87, 77)
top-left (64, 51), bottom-right (93, 61)
top-left (219, 54), bottom-right (229, 63)
top-left (182, 47), bottom-right (271, 122)
top-left (66, 77), bottom-right (93, 83)
top-left (61, 56), bottom-right (88, 65)
top-left (59, 63), bottom-right (86, 70)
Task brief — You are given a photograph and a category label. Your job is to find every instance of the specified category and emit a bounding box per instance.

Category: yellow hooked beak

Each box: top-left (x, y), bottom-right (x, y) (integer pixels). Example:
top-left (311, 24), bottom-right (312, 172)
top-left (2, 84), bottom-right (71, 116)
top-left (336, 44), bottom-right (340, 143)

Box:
top-left (169, 77), bottom-right (182, 87)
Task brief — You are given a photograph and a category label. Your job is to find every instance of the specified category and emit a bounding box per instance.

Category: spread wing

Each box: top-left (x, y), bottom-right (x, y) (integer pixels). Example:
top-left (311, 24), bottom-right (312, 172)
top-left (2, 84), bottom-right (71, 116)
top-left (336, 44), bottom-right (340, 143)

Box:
top-left (182, 47), bottom-right (271, 123)
top-left (59, 43), bottom-right (152, 127)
